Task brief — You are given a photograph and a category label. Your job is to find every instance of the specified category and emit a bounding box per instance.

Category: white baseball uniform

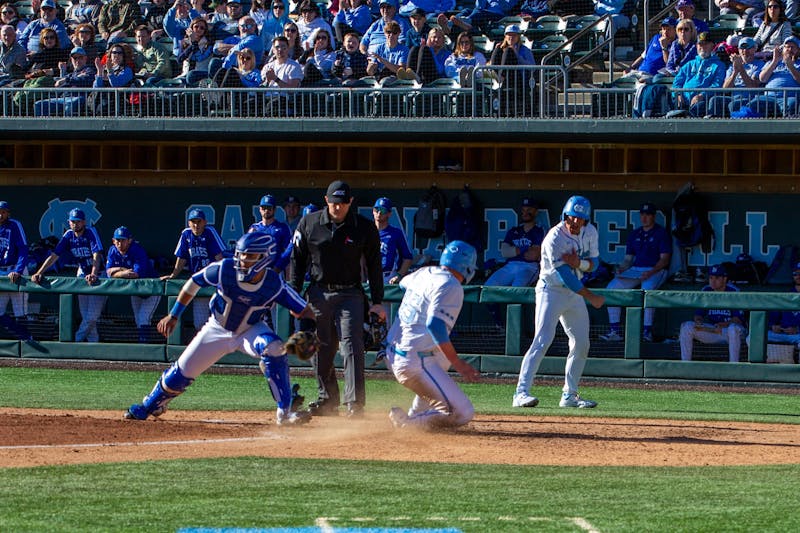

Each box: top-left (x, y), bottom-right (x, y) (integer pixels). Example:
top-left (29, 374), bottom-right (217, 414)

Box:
top-left (386, 266), bottom-right (475, 429)
top-left (516, 220), bottom-right (600, 397)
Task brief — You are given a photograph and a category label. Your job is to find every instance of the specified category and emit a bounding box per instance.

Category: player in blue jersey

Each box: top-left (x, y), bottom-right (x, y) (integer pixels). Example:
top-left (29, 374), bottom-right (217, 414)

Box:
top-left (161, 208), bottom-right (226, 332)
top-left (484, 197), bottom-right (544, 327)
top-left (106, 226), bottom-right (162, 343)
top-left (0, 201), bottom-right (31, 340)
top-left (512, 196), bottom-right (606, 409)
top-left (125, 232), bottom-right (316, 426)
top-left (32, 208), bottom-right (107, 343)
top-left (248, 193), bottom-right (292, 273)
top-left (372, 197), bottom-right (413, 285)
top-left (679, 263), bottom-right (745, 362)
top-left (600, 202), bottom-right (672, 343)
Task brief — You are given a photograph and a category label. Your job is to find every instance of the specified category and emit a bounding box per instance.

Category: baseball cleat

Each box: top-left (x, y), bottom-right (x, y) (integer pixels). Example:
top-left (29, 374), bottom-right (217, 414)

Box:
top-left (512, 393), bottom-right (539, 408)
top-left (276, 409), bottom-right (312, 426)
top-left (124, 404), bottom-right (149, 420)
top-left (559, 393), bottom-right (597, 409)
top-left (599, 331), bottom-right (623, 342)
top-left (389, 407), bottom-right (408, 428)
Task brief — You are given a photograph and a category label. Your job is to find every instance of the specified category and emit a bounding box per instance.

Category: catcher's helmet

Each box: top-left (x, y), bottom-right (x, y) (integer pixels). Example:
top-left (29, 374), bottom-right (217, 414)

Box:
top-left (234, 232), bottom-right (277, 282)
top-left (440, 240), bottom-right (477, 284)
top-left (302, 203), bottom-right (319, 217)
top-left (562, 195), bottom-right (591, 221)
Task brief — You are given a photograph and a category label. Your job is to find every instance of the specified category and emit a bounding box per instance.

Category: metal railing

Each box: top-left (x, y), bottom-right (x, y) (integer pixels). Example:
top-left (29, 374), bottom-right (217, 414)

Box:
top-left (541, 14), bottom-right (615, 85)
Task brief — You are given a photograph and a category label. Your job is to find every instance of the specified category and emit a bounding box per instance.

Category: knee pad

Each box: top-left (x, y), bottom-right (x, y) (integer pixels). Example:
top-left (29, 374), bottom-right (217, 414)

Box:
top-left (254, 333), bottom-right (284, 358)
top-left (162, 363), bottom-right (194, 395)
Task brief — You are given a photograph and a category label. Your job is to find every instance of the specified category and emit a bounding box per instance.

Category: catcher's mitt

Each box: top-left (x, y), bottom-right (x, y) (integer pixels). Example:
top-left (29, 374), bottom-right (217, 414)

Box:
top-left (284, 330), bottom-right (320, 361)
top-left (364, 312), bottom-right (388, 352)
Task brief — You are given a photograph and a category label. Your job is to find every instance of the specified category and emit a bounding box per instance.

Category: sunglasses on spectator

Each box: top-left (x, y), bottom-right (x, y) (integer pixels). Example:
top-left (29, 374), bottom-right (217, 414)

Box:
top-left (385, 30), bottom-right (399, 35)
top-left (768, 3), bottom-right (781, 7)
top-left (272, 3), bottom-right (284, 7)
top-left (78, 29), bottom-right (92, 33)
top-left (1, 9), bottom-right (14, 14)
top-left (284, 27), bottom-right (297, 32)
top-left (241, 55), bottom-right (253, 61)
top-left (316, 34), bottom-right (328, 40)
top-left (373, 207), bottom-right (389, 215)
top-left (43, 35), bottom-right (57, 40)
top-left (677, 28), bottom-right (690, 32)
top-left (240, 22), bottom-right (254, 28)
top-left (110, 49), bottom-right (123, 55)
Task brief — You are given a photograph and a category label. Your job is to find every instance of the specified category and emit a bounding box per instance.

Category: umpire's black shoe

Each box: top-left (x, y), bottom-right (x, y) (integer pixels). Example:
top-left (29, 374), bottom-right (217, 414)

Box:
top-left (344, 402), bottom-right (364, 419)
top-left (308, 398), bottom-right (339, 416)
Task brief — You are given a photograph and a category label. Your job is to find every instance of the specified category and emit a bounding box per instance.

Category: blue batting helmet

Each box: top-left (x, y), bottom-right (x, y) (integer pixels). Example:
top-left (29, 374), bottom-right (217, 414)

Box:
top-left (234, 232), bottom-right (277, 282)
top-left (562, 195), bottom-right (591, 221)
top-left (68, 208), bottom-right (86, 221)
top-left (260, 194), bottom-right (276, 208)
top-left (440, 240), bottom-right (477, 284)
top-left (302, 203), bottom-right (319, 217)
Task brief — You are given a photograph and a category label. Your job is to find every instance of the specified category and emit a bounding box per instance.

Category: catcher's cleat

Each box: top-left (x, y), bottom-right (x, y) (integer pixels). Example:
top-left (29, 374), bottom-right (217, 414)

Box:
top-left (276, 409), bottom-right (312, 426)
top-left (124, 404), bottom-right (149, 420)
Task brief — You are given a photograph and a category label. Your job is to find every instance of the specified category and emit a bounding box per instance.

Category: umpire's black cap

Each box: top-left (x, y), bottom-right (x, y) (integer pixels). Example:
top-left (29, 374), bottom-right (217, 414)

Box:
top-left (326, 180), bottom-right (352, 203)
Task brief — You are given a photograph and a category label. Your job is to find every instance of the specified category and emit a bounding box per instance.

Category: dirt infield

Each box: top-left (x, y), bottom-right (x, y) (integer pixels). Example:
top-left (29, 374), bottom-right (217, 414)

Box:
top-left (3, 407), bottom-right (800, 469)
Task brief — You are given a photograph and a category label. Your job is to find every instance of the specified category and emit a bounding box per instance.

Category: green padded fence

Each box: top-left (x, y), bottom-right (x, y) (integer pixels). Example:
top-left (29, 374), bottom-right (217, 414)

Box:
top-left (2, 278), bottom-right (799, 384)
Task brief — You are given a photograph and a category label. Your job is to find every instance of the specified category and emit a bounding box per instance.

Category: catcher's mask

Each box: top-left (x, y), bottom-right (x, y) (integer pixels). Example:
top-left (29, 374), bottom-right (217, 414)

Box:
top-left (234, 232), bottom-right (277, 282)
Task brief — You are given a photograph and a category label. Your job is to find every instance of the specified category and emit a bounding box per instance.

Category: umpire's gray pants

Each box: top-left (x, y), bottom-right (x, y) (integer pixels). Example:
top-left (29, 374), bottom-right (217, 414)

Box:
top-left (307, 285), bottom-right (366, 407)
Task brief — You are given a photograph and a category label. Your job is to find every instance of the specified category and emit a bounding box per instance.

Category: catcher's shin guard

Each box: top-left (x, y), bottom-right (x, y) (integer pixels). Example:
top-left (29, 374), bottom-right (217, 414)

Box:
top-left (125, 363), bottom-right (194, 420)
top-left (260, 354), bottom-right (292, 411)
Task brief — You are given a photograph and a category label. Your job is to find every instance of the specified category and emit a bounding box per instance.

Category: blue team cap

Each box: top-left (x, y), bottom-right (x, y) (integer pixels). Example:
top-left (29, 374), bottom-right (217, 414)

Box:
top-left (640, 202), bottom-right (657, 214)
top-left (505, 24), bottom-right (522, 35)
top-left (0, 201), bottom-right (9, 210)
top-left (41, 0), bottom-right (56, 8)
top-left (284, 195), bottom-right (301, 205)
top-left (709, 264), bottom-right (727, 277)
top-left (738, 37), bottom-right (756, 50)
top-left (521, 197), bottom-right (538, 208)
top-left (661, 17), bottom-right (678, 27)
top-left (70, 47), bottom-right (87, 57)
top-left (373, 197), bottom-right (392, 211)
top-left (260, 194), bottom-right (276, 207)
top-left (68, 208), bottom-right (86, 221)
top-left (187, 208), bottom-right (206, 221)
top-left (113, 226), bottom-right (132, 240)
top-left (793, 261), bottom-right (800, 273)
top-left (784, 36), bottom-right (800, 47)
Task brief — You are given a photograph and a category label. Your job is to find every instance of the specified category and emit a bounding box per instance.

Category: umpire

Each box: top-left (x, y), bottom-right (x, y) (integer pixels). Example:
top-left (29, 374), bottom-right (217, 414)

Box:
top-left (291, 180), bottom-right (385, 418)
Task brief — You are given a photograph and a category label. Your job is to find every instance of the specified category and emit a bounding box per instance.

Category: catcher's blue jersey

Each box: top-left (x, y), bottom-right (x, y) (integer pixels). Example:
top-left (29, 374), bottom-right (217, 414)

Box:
top-left (191, 258), bottom-right (307, 334)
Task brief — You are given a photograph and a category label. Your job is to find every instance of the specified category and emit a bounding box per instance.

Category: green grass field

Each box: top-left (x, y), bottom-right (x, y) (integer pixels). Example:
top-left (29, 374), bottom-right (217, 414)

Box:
top-left (2, 366), bottom-right (800, 532)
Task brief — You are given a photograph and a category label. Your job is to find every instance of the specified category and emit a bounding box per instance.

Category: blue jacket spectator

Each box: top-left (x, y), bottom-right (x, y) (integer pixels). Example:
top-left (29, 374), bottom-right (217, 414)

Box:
top-left (672, 33), bottom-right (726, 116)
top-left (18, 0), bottom-right (70, 54)
top-left (164, 0), bottom-right (201, 57)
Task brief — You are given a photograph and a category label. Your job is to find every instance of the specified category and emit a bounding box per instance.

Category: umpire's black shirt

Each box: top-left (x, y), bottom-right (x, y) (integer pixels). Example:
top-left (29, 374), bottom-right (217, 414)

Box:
top-left (291, 206), bottom-right (383, 305)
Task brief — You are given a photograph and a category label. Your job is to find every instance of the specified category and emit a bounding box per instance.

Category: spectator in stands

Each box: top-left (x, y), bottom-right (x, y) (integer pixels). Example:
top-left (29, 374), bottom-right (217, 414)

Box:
top-left (444, 31), bottom-right (487, 87)
top-left (0, 24), bottom-right (26, 87)
top-left (360, 0), bottom-right (409, 55)
top-left (143, 0), bottom-right (169, 39)
top-left (1, 4), bottom-right (28, 40)
top-left (64, 0), bottom-right (102, 35)
top-left (299, 27), bottom-right (337, 85)
top-left (662, 18), bottom-right (696, 76)
top-left (715, 0), bottom-right (762, 25)
top-left (403, 8), bottom-right (431, 49)
top-left (164, 0), bottom-right (201, 58)
top-left (753, 0), bottom-right (792, 59)
top-left (759, 261), bottom-right (800, 348)
top-left (18, 0), bottom-right (69, 54)
top-left (176, 16), bottom-right (213, 86)
top-left (437, 0), bottom-right (515, 37)
top-left (106, 226), bottom-right (162, 344)
top-left (296, 0), bottom-right (334, 50)
top-left (212, 47), bottom-right (263, 92)
top-left (333, 0), bottom-right (371, 44)
top-left (93, 42), bottom-right (134, 114)
top-left (670, 32), bottom-right (726, 116)
top-left (483, 197), bottom-right (544, 328)
top-left (739, 35), bottom-right (800, 117)
top-left (402, 27), bottom-right (450, 84)
top-left (70, 23), bottom-right (100, 62)
top-left (675, 0), bottom-right (708, 34)
top-left (261, 35), bottom-right (303, 88)
top-left (250, 0), bottom-right (271, 27)
top-left (366, 20), bottom-right (409, 80)
top-left (213, 0), bottom-right (246, 42)
top-left (191, 0), bottom-right (211, 18)
top-left (679, 263), bottom-right (745, 362)
top-left (593, 0), bottom-right (630, 33)
top-left (274, 21), bottom-right (304, 61)
top-left (283, 195), bottom-right (302, 233)
top-left (97, 0), bottom-right (141, 42)
top-left (134, 24), bottom-right (172, 85)
top-left (519, 0), bottom-right (552, 19)
top-left (332, 30), bottom-right (368, 82)
top-left (257, 1), bottom-right (290, 51)
top-left (211, 14), bottom-right (264, 77)
top-left (706, 36), bottom-right (764, 117)
top-left (489, 24), bottom-right (535, 67)
top-left (625, 17), bottom-right (677, 79)
top-left (24, 28), bottom-right (69, 79)
top-left (209, 0), bottom-right (228, 21)
top-left (599, 202), bottom-right (671, 343)
top-left (33, 46), bottom-right (97, 116)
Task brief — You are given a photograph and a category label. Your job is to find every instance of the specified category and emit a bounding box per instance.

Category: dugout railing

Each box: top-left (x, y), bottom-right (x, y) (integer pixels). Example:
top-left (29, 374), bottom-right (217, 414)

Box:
top-left (2, 277), bottom-right (800, 383)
